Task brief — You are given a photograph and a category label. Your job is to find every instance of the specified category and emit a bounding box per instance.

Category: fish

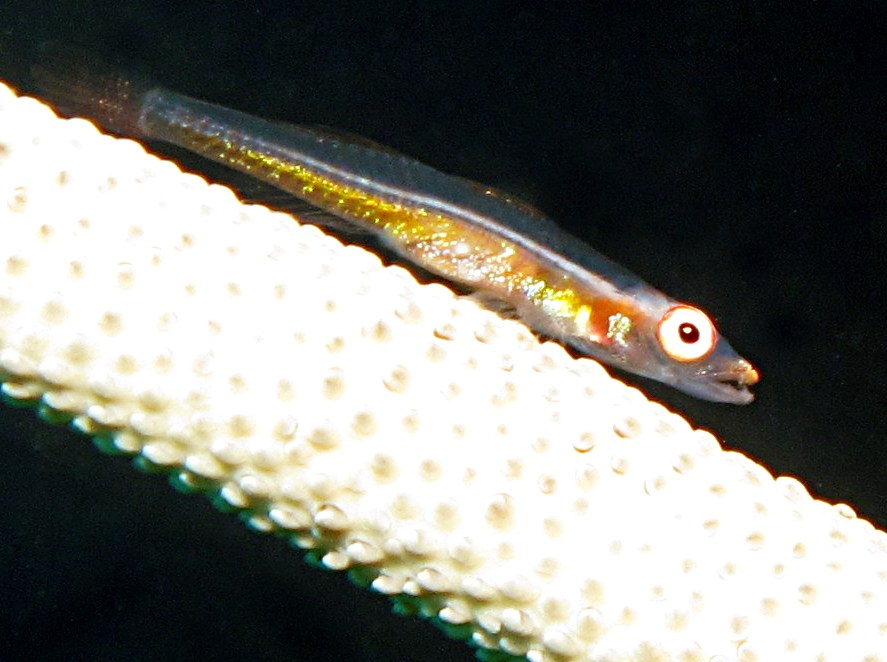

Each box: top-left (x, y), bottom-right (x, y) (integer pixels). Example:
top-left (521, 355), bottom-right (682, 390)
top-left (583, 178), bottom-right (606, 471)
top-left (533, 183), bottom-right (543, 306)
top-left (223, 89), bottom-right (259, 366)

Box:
top-left (31, 47), bottom-right (759, 403)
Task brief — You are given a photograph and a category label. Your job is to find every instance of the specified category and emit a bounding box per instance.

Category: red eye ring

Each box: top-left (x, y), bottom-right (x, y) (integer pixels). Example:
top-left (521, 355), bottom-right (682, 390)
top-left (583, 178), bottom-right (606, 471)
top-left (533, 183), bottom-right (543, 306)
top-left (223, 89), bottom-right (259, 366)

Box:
top-left (656, 305), bottom-right (716, 362)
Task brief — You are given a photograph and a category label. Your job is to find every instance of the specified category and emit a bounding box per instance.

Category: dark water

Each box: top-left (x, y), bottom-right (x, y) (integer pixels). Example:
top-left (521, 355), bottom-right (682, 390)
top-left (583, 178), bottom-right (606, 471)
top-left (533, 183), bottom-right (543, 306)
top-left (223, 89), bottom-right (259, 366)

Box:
top-left (0, 2), bottom-right (885, 661)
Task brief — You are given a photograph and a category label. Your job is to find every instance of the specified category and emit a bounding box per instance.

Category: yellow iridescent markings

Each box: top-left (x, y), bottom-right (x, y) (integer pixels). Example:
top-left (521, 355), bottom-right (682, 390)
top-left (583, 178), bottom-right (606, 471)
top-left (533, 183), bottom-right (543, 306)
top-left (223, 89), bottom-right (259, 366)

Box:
top-left (181, 125), bottom-right (604, 334)
top-left (607, 313), bottom-right (633, 347)
top-left (574, 304), bottom-right (593, 334)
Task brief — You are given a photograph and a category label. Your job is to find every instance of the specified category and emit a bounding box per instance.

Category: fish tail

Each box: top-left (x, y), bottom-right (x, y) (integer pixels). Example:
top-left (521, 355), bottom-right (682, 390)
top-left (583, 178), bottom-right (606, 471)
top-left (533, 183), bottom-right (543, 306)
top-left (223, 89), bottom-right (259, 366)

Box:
top-left (31, 44), bottom-right (155, 137)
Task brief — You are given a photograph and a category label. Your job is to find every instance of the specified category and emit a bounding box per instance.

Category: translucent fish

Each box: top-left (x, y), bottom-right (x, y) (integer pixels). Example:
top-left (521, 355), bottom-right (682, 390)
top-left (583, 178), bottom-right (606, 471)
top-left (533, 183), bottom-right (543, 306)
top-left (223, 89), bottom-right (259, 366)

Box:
top-left (32, 47), bottom-right (759, 403)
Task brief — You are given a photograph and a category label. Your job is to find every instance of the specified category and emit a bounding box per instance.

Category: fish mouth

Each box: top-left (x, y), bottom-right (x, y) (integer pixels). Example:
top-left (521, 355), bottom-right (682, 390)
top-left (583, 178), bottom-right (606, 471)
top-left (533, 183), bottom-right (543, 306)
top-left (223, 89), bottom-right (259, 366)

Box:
top-left (703, 360), bottom-right (760, 404)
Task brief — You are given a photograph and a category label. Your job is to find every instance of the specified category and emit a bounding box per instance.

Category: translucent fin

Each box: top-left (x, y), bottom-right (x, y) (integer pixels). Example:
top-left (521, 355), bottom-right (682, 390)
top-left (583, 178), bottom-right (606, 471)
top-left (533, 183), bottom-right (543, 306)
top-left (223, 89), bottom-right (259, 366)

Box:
top-left (296, 123), bottom-right (416, 159)
top-left (462, 290), bottom-right (520, 319)
top-left (280, 208), bottom-right (378, 238)
top-left (31, 43), bottom-right (155, 137)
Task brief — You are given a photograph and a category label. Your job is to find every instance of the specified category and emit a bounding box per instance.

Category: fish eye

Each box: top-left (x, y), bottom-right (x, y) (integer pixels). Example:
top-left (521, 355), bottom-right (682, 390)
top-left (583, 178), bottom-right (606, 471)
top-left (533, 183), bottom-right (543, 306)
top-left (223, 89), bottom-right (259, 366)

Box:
top-left (656, 305), bottom-right (716, 362)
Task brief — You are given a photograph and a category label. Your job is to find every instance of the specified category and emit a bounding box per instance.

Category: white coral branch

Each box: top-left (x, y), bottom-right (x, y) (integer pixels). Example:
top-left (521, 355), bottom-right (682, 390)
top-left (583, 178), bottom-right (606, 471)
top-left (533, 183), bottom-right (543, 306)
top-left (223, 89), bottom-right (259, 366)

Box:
top-left (0, 82), bottom-right (884, 661)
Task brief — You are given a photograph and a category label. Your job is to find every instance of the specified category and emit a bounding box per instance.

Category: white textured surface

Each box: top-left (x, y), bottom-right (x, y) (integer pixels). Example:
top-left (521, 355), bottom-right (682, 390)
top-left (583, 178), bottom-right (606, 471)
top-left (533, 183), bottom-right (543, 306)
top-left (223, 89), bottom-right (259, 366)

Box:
top-left (0, 81), bottom-right (885, 661)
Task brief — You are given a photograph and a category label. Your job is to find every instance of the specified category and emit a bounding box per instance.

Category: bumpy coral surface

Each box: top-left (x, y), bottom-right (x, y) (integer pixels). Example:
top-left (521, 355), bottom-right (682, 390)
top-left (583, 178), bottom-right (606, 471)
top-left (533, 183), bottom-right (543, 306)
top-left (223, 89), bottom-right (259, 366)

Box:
top-left (0, 82), bottom-right (884, 661)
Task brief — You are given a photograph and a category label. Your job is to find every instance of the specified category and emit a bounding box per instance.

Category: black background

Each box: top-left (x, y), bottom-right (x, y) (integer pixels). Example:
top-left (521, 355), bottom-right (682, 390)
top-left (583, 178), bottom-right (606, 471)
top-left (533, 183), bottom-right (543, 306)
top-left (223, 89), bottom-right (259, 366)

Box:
top-left (0, 2), bottom-right (885, 661)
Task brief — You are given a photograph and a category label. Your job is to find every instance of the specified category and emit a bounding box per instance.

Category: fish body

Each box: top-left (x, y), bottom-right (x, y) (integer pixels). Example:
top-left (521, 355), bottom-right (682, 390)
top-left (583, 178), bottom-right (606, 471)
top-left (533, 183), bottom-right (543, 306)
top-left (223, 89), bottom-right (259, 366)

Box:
top-left (32, 51), bottom-right (759, 403)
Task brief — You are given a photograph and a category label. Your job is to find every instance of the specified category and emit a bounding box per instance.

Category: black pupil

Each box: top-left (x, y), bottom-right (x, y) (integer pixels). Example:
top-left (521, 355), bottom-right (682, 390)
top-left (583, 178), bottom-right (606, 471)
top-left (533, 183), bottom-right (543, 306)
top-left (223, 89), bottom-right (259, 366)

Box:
top-left (678, 323), bottom-right (700, 344)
